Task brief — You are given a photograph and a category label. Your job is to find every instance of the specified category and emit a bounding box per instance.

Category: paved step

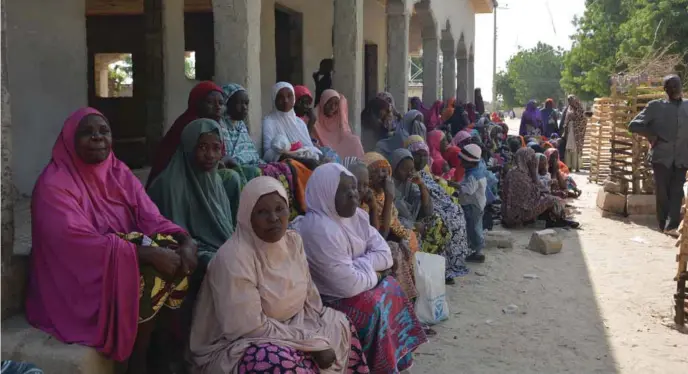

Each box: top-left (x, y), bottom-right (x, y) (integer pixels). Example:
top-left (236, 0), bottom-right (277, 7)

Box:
top-left (1, 316), bottom-right (115, 374)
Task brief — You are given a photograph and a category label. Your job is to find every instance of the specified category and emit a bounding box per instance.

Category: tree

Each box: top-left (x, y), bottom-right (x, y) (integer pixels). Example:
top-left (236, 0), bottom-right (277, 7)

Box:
top-left (495, 42), bottom-right (565, 108)
top-left (562, 0), bottom-right (688, 100)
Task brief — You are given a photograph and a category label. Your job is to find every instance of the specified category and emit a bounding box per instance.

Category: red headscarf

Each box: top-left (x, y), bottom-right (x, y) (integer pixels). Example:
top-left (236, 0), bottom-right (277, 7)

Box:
top-left (444, 145), bottom-right (465, 182)
top-left (293, 85), bottom-right (313, 124)
top-left (427, 130), bottom-right (447, 176)
top-left (147, 81), bottom-right (223, 187)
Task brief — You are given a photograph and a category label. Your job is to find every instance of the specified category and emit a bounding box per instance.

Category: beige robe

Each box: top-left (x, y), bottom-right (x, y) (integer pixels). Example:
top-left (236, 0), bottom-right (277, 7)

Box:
top-left (189, 177), bottom-right (352, 373)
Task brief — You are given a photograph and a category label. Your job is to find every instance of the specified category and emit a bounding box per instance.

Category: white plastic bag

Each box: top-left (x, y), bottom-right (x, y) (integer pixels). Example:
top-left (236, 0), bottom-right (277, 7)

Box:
top-left (413, 252), bottom-right (449, 324)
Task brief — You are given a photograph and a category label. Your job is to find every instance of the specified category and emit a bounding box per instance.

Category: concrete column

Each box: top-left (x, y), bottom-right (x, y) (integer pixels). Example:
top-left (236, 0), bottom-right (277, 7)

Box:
top-left (1, 0), bottom-right (14, 272)
top-left (143, 0), bottom-right (166, 160)
top-left (162, 0), bottom-right (187, 131)
top-left (386, 1), bottom-right (409, 114)
top-left (456, 55), bottom-right (468, 102)
top-left (468, 54), bottom-right (475, 102)
top-left (422, 37), bottom-right (439, 107)
top-left (333, 0), bottom-right (364, 135)
top-left (440, 37), bottom-right (456, 101)
top-left (213, 0), bottom-right (263, 145)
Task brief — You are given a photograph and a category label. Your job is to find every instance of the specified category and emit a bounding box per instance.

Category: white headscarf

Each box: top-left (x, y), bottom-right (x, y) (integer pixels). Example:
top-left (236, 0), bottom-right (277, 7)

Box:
top-left (262, 82), bottom-right (321, 161)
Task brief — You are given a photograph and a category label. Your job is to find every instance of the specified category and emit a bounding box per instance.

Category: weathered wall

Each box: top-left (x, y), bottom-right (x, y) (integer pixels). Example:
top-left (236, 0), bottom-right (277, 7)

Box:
top-left (260, 0), bottom-right (334, 116)
top-left (6, 0), bottom-right (88, 195)
top-left (1, 0), bottom-right (14, 265)
top-left (363, 0), bottom-right (387, 103)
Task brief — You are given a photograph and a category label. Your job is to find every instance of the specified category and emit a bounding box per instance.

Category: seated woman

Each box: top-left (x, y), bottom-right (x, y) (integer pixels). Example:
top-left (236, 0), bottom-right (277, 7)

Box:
top-left (360, 97), bottom-right (393, 153)
top-left (361, 152), bottom-right (420, 254)
top-left (406, 136), bottom-right (472, 275)
top-left (294, 163), bottom-right (427, 372)
top-left (427, 130), bottom-right (451, 176)
top-left (262, 82), bottom-right (322, 164)
top-left (343, 158), bottom-right (417, 300)
top-left (502, 148), bottom-right (579, 228)
top-left (293, 85), bottom-right (340, 163)
top-left (544, 148), bottom-right (582, 198)
top-left (189, 177), bottom-right (369, 374)
top-left (147, 118), bottom-right (234, 271)
top-left (536, 153), bottom-right (553, 193)
top-left (313, 89), bottom-right (365, 158)
top-left (375, 109), bottom-right (428, 159)
top-left (219, 83), bottom-right (263, 181)
top-left (147, 82), bottom-right (242, 202)
top-left (26, 108), bottom-right (197, 374)
top-left (391, 148), bottom-right (470, 281)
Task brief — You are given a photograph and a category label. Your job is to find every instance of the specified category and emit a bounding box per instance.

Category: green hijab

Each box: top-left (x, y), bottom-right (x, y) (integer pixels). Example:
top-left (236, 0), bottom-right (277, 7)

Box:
top-left (147, 118), bottom-right (234, 263)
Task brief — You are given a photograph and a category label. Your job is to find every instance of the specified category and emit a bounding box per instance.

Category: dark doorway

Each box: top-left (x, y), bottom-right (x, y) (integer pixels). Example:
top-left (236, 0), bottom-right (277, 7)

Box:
top-left (275, 6), bottom-right (303, 84)
top-left (86, 15), bottom-right (147, 168)
top-left (364, 43), bottom-right (379, 104)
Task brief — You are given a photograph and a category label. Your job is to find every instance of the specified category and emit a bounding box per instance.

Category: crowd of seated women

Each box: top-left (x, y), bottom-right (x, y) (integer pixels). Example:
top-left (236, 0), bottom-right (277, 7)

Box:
top-left (25, 81), bottom-right (580, 374)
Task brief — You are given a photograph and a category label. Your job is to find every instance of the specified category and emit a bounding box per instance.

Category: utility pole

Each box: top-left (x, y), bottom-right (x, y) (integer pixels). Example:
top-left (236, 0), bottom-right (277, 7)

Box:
top-left (492, 1), bottom-right (508, 110)
top-left (492, 1), bottom-right (498, 109)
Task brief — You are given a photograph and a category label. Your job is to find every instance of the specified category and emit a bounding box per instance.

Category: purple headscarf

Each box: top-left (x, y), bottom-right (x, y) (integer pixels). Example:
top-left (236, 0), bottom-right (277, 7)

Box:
top-left (519, 100), bottom-right (543, 135)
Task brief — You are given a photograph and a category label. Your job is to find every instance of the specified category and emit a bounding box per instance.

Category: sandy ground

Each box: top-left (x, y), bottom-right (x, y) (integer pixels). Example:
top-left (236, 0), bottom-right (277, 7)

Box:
top-left (410, 170), bottom-right (687, 373)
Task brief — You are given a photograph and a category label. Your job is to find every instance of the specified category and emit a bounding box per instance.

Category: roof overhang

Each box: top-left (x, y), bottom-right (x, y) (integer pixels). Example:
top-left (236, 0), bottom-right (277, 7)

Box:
top-left (472, 0), bottom-right (495, 13)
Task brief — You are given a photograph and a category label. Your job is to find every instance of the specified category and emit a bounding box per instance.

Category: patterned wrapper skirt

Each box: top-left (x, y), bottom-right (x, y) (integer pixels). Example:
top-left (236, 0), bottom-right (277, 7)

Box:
top-left (117, 232), bottom-right (189, 323)
top-left (327, 277), bottom-right (427, 373)
top-left (238, 321), bottom-right (369, 374)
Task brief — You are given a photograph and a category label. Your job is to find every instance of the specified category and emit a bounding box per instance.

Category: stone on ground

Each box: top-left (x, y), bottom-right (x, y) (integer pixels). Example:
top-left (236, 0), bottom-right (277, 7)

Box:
top-left (626, 194), bottom-right (656, 216)
top-left (596, 188), bottom-right (626, 215)
top-left (484, 230), bottom-right (513, 249)
top-left (1, 316), bottom-right (115, 374)
top-left (528, 229), bottom-right (563, 255)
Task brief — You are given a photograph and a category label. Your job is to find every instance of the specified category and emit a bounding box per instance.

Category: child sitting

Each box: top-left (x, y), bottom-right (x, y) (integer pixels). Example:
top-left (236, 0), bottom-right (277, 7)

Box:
top-left (457, 144), bottom-right (488, 263)
top-left (537, 153), bottom-right (552, 193)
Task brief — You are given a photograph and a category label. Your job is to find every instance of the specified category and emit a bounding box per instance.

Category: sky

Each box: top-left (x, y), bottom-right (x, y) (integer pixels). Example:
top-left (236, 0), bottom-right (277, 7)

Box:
top-left (474, 0), bottom-right (587, 102)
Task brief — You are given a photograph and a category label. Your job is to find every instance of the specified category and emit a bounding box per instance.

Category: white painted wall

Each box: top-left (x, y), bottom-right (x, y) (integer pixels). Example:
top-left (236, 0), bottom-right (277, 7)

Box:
top-left (6, 0), bottom-right (88, 195)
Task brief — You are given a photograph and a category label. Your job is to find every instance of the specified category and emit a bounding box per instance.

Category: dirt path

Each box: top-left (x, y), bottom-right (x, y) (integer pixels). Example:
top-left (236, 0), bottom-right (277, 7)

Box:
top-left (412, 174), bottom-right (687, 374)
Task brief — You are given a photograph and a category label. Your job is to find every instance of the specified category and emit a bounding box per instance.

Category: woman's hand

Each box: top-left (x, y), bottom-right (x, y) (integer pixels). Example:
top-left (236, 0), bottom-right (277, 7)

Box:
top-left (361, 188), bottom-right (375, 207)
top-left (383, 176), bottom-right (395, 200)
top-left (311, 348), bottom-right (337, 369)
top-left (410, 172), bottom-right (423, 185)
top-left (176, 240), bottom-right (198, 277)
top-left (150, 247), bottom-right (182, 281)
top-left (414, 222), bottom-right (426, 237)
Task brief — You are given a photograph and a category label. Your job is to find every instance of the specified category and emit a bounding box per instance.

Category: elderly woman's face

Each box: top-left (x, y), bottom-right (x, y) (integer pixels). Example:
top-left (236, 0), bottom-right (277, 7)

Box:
top-left (335, 173), bottom-right (360, 218)
top-left (393, 157), bottom-right (415, 182)
top-left (74, 114), bottom-right (112, 164)
top-left (275, 88), bottom-right (295, 112)
top-left (413, 150), bottom-right (429, 171)
top-left (251, 192), bottom-right (289, 243)
top-left (199, 91), bottom-right (225, 120)
top-left (194, 132), bottom-right (223, 172)
top-left (323, 96), bottom-right (340, 117)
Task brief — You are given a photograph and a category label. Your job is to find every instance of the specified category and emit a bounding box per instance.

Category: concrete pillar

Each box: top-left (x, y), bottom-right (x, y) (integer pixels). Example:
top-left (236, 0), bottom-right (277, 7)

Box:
top-left (162, 0), bottom-right (186, 131)
top-left (468, 54), bottom-right (475, 102)
top-left (422, 36), bottom-right (439, 107)
top-left (456, 54), bottom-right (468, 102)
top-left (143, 0), bottom-right (166, 160)
top-left (333, 0), bottom-right (364, 135)
top-left (213, 0), bottom-right (263, 145)
top-left (1, 0), bottom-right (14, 272)
top-left (440, 37), bottom-right (456, 101)
top-left (386, 1), bottom-right (409, 114)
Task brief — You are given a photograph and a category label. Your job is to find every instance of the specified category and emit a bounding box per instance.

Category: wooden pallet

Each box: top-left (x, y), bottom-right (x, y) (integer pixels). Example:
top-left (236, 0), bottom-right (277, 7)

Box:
top-left (587, 98), bottom-right (614, 184)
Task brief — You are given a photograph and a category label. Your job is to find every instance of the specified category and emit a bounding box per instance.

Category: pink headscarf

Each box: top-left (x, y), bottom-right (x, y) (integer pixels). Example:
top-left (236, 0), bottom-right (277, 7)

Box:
top-left (451, 130), bottom-right (472, 147)
top-left (313, 89), bottom-right (364, 158)
top-left (26, 107), bottom-right (183, 361)
top-left (426, 100), bottom-right (444, 131)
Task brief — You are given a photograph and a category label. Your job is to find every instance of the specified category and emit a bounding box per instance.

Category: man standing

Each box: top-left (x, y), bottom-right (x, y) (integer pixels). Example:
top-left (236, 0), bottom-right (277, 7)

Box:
top-left (629, 75), bottom-right (688, 237)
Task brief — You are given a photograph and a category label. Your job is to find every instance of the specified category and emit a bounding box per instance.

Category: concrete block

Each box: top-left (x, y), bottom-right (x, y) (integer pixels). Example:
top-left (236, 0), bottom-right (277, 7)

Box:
top-left (596, 188), bottom-right (626, 215)
top-left (603, 179), bottom-right (622, 194)
top-left (528, 229), bottom-right (563, 255)
top-left (484, 230), bottom-right (513, 249)
top-left (1, 316), bottom-right (115, 374)
top-left (626, 194), bottom-right (656, 216)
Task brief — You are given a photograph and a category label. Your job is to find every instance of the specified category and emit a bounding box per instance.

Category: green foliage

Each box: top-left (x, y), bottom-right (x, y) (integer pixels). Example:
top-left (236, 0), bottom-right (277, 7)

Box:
top-left (562, 0), bottom-right (688, 100)
top-left (495, 42), bottom-right (565, 108)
